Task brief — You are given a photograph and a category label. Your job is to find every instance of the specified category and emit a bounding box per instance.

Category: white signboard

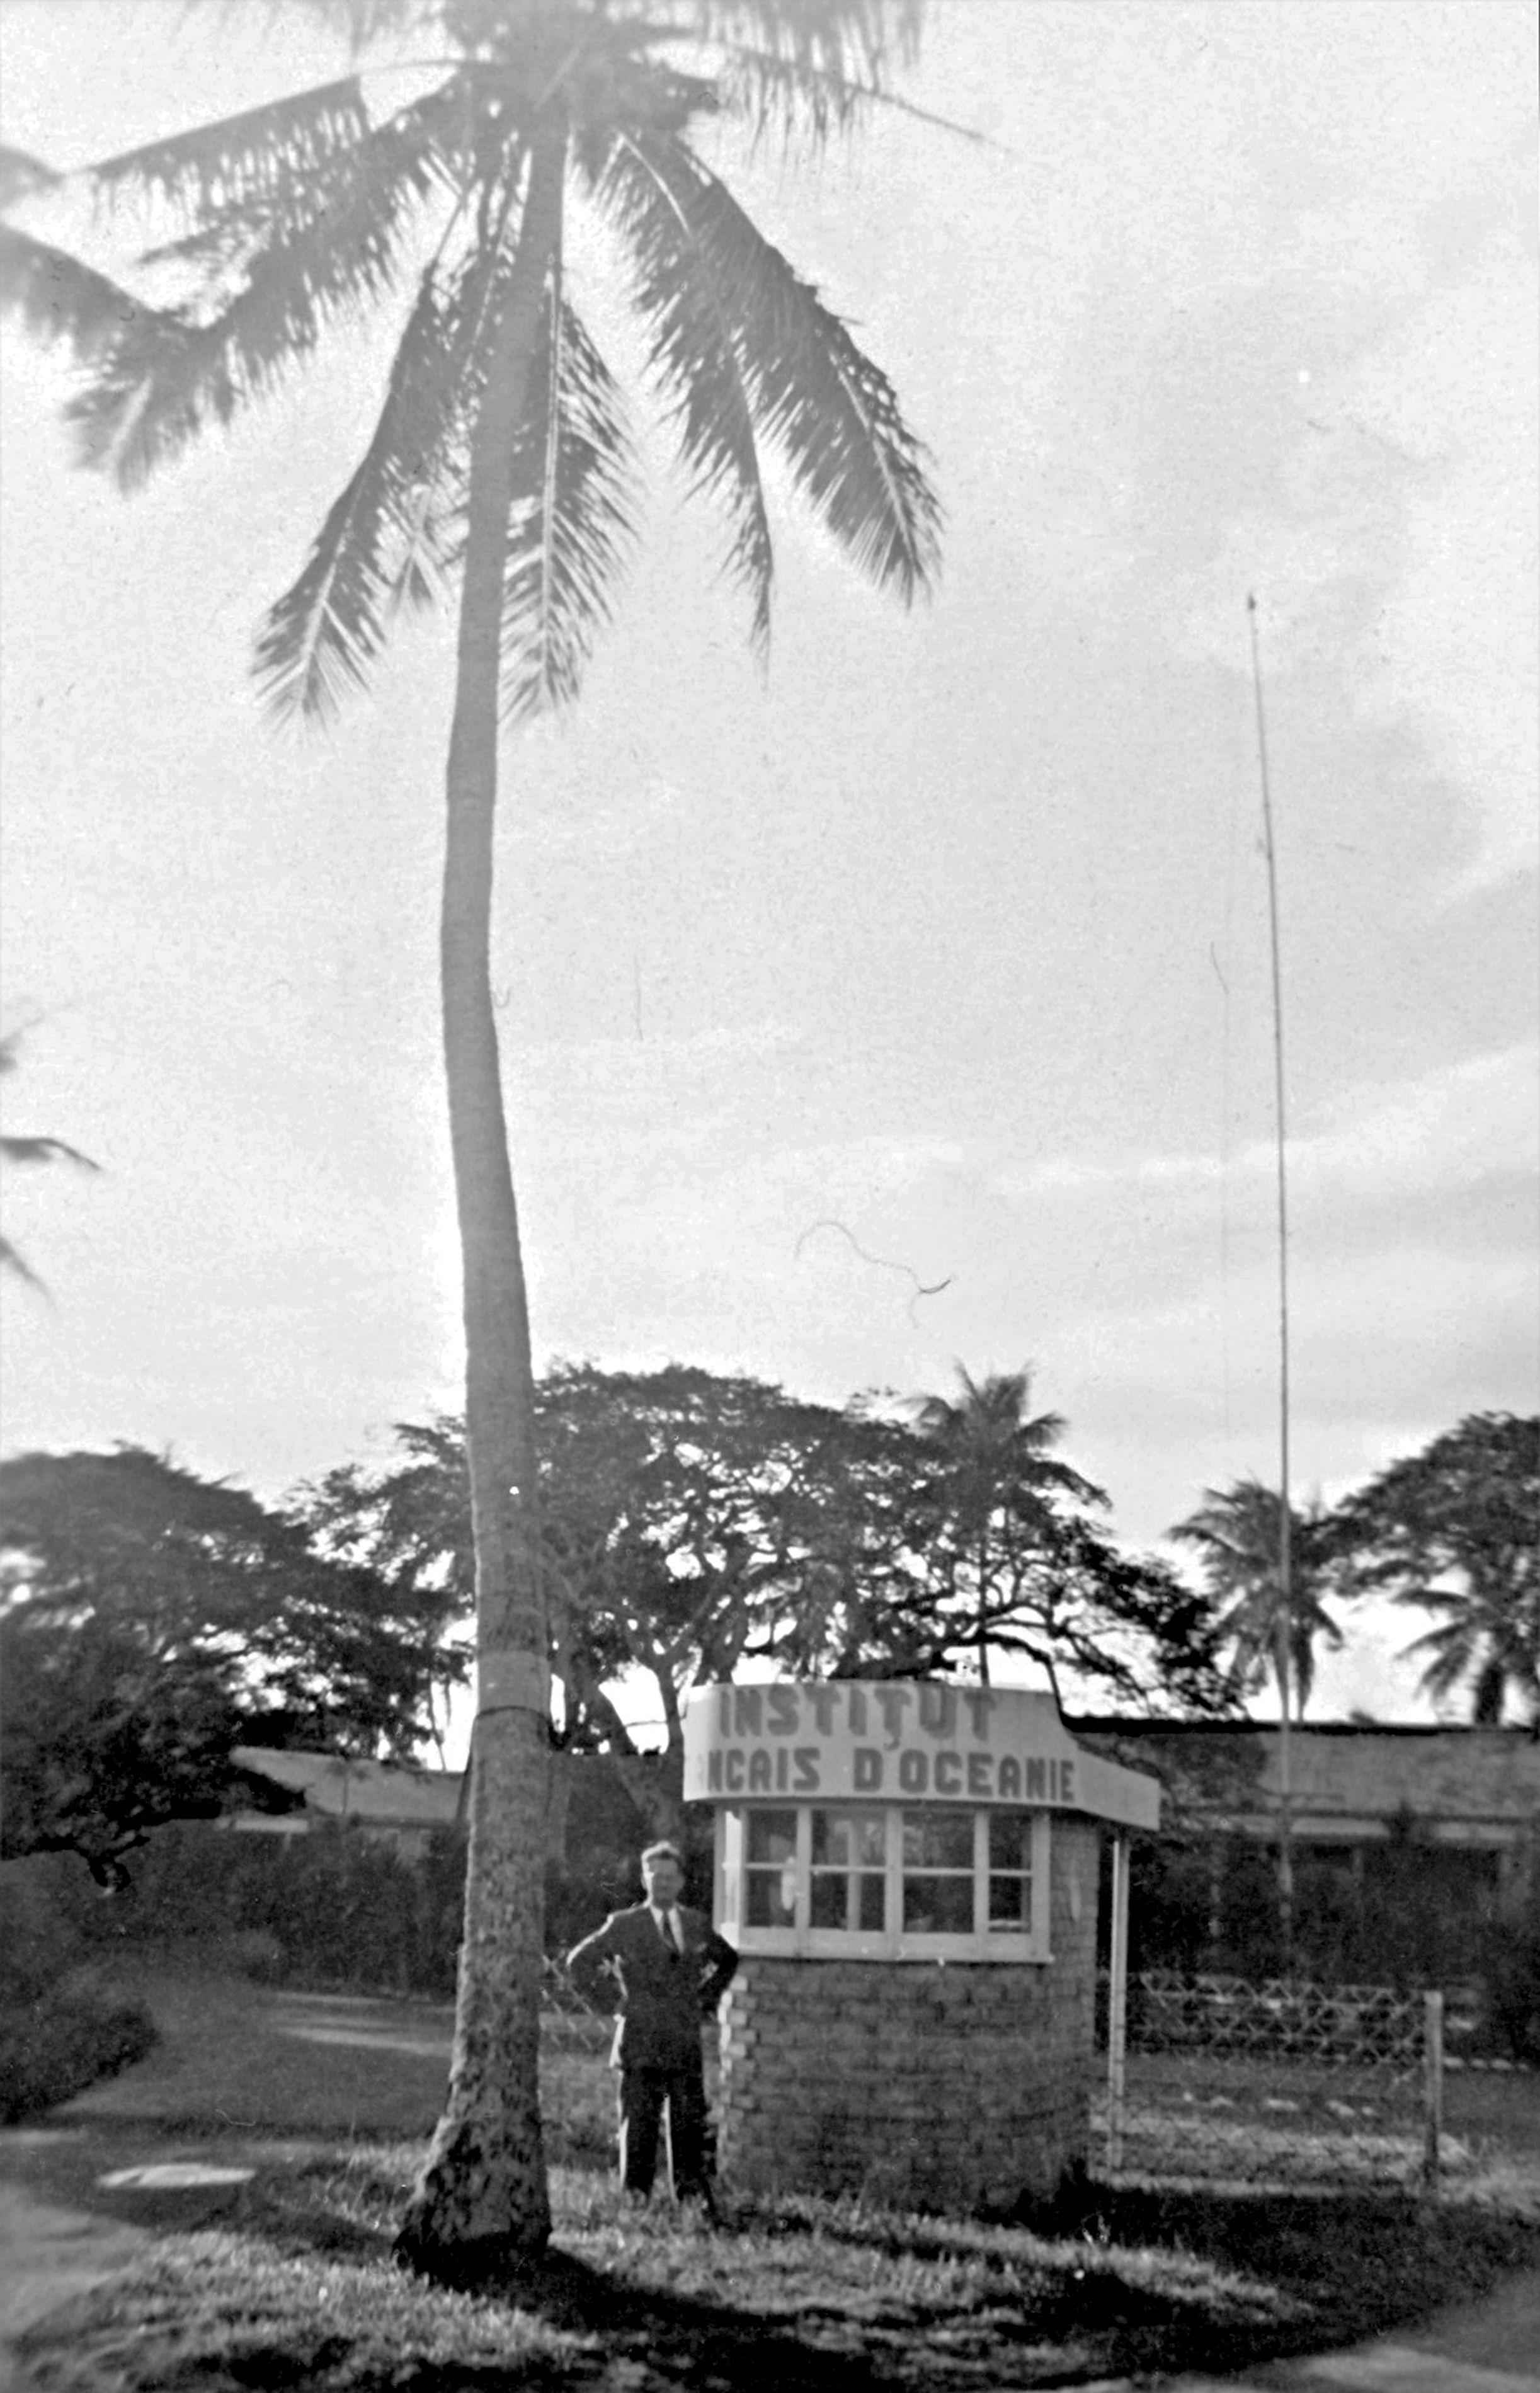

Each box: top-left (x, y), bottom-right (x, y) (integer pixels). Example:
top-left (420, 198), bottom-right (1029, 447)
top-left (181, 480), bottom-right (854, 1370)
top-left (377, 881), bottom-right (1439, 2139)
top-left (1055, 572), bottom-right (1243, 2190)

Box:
top-left (682, 1682), bottom-right (1159, 1830)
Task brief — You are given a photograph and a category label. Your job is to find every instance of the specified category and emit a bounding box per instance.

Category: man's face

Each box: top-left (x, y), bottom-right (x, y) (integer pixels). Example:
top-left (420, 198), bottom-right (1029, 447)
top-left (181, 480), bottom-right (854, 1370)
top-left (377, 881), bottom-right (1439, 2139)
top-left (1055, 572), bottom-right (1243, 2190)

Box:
top-left (642, 1854), bottom-right (683, 1909)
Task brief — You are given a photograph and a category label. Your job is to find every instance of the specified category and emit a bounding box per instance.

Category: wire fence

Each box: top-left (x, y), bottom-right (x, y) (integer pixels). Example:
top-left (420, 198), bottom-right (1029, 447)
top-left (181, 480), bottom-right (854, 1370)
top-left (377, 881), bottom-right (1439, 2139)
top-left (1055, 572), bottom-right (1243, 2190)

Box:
top-left (1096, 1969), bottom-right (1445, 2191)
top-left (541, 1954), bottom-right (613, 2050)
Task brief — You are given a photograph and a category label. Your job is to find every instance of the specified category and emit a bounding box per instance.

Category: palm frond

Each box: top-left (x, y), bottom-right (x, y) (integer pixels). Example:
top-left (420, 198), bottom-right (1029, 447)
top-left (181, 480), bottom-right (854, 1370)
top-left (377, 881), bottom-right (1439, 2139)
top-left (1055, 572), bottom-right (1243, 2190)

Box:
top-left (600, 132), bottom-right (773, 649)
top-left (0, 224), bottom-right (149, 367)
top-left (669, 1), bottom-right (923, 142)
top-left (0, 144), bottom-right (62, 210)
top-left (712, 37), bottom-right (981, 152)
top-left (254, 256), bottom-right (476, 721)
top-left (0, 1235), bottom-right (47, 1293)
top-left (66, 96), bottom-right (453, 492)
top-left (497, 292), bottom-right (638, 721)
top-left (0, 1134), bottom-right (101, 1171)
top-left (89, 78), bottom-right (372, 218)
top-left (610, 134), bottom-right (940, 604)
top-left (216, 0), bottom-right (435, 51)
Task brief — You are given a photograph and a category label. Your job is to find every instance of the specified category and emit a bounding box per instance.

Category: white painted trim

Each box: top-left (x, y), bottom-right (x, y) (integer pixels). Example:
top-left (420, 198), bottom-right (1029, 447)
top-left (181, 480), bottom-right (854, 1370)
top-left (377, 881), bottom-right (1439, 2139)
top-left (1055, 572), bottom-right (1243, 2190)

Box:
top-left (717, 1801), bottom-right (1054, 1963)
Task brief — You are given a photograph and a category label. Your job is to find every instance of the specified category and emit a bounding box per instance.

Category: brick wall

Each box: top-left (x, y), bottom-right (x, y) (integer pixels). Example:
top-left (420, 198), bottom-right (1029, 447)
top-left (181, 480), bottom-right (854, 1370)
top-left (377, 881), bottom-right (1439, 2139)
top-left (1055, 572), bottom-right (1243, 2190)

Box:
top-left (716, 1816), bottom-right (1101, 2213)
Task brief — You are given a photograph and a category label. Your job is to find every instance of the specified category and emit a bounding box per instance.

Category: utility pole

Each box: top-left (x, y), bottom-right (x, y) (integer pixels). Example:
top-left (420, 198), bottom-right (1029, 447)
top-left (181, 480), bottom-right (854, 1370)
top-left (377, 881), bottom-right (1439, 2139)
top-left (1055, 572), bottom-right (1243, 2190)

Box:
top-left (1248, 593), bottom-right (1294, 1970)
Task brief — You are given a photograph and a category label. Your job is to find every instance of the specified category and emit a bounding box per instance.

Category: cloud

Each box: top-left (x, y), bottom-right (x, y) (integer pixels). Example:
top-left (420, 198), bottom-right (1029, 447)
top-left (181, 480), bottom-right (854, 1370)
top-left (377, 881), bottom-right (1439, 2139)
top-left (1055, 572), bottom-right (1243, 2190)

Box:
top-left (1000, 1044), bottom-right (1538, 1206)
top-left (1169, 231), bottom-right (1538, 891)
top-left (1349, 237), bottom-right (1539, 892)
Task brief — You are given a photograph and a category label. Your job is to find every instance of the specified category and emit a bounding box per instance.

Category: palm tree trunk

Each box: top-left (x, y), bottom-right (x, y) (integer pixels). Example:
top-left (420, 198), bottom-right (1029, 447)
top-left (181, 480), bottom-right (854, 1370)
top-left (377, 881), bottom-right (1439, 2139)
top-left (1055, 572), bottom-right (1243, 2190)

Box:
top-left (396, 120), bottom-right (567, 2286)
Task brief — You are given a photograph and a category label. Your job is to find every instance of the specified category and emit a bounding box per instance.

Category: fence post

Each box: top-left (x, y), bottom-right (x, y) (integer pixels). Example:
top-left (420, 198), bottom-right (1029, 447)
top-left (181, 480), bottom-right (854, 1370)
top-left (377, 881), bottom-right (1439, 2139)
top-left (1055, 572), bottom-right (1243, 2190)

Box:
top-left (1422, 1988), bottom-right (1444, 2193)
top-left (1107, 1830), bottom-right (1130, 2174)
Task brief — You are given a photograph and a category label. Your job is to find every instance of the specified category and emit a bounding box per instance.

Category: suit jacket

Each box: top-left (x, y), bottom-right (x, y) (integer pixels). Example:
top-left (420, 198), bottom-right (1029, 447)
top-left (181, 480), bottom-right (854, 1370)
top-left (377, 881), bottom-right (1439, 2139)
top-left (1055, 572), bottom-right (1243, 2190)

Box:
top-left (566, 1901), bottom-right (738, 2070)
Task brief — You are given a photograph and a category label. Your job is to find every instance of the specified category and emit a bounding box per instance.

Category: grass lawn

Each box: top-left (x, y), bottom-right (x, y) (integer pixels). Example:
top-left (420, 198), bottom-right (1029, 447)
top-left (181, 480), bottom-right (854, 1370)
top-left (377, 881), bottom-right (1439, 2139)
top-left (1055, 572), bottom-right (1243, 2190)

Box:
top-left (6, 1961), bottom-right (1539, 2392)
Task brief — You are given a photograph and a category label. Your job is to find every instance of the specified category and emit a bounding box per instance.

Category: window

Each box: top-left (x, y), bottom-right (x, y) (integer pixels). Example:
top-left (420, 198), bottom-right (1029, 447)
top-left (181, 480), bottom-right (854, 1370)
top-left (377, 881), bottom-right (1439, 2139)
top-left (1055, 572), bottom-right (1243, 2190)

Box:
top-left (744, 1808), bottom-right (797, 1928)
top-left (988, 1808), bottom-right (1035, 1929)
top-left (902, 1810), bottom-right (974, 1933)
top-left (812, 1807), bottom-right (887, 1930)
top-left (718, 1803), bottom-right (1052, 1960)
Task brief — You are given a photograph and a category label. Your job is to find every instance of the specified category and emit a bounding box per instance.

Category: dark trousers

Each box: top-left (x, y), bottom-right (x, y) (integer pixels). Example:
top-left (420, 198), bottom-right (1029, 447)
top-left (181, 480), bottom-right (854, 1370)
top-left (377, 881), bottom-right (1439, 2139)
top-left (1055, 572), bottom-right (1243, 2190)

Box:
top-left (618, 2058), bottom-right (711, 2198)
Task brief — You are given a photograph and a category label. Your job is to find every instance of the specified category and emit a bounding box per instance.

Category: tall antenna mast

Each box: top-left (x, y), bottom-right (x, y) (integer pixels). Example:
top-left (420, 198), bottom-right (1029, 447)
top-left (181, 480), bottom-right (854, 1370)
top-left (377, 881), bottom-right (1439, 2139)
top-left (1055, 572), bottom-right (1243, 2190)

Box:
top-left (1247, 591), bottom-right (1294, 1963)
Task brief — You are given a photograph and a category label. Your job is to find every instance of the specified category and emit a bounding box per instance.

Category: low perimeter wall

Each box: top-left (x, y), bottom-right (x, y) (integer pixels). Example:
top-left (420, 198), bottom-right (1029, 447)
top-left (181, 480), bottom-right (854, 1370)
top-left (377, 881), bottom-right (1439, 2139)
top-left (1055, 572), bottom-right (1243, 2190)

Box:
top-left (714, 1815), bottom-right (1100, 2215)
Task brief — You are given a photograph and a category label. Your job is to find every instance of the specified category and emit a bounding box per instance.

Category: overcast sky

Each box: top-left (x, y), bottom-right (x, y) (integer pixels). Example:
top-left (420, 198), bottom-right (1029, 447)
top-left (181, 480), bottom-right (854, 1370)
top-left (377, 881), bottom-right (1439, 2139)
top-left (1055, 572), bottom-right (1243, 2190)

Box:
top-left (2, 1), bottom-right (1535, 1728)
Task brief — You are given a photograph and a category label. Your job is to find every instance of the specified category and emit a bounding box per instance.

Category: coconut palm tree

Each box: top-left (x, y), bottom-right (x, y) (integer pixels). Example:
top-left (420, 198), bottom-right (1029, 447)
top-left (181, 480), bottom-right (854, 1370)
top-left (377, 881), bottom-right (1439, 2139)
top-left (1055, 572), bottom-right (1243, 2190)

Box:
top-left (1, 0), bottom-right (942, 2276)
top-left (1170, 1475), bottom-right (1341, 1723)
top-left (913, 1366), bottom-right (1104, 1686)
top-left (1330, 1414), bottom-right (1539, 1728)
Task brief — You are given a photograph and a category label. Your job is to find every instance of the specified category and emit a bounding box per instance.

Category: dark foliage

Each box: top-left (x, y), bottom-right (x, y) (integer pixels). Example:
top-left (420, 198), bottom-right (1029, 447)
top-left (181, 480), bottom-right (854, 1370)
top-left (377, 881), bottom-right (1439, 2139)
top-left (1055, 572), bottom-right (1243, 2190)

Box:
top-left (0, 1445), bottom-right (457, 1892)
top-left (0, 1990), bottom-right (157, 2123)
top-left (1330, 1413), bottom-right (1539, 1727)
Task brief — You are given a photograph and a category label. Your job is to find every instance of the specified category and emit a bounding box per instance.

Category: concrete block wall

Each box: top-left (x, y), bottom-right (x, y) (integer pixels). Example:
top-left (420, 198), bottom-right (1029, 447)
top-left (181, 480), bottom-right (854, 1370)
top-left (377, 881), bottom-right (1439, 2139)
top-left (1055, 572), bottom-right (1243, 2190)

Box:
top-left (716, 1817), bottom-right (1101, 2214)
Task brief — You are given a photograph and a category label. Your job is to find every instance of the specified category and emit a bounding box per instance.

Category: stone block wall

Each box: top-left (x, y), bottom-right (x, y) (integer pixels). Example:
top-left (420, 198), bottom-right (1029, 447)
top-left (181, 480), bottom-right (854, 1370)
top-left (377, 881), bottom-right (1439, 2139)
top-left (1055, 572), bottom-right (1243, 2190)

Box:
top-left (715, 1816), bottom-right (1101, 2213)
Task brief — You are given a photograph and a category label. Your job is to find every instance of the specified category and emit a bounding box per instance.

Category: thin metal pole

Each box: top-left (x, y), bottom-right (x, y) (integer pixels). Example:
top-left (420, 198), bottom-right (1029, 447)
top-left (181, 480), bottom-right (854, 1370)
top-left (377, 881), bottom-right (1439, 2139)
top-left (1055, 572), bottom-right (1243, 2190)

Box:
top-left (1247, 594), bottom-right (1294, 1965)
top-left (1107, 1832), bottom-right (1130, 2174)
top-left (1423, 1989), bottom-right (1444, 2193)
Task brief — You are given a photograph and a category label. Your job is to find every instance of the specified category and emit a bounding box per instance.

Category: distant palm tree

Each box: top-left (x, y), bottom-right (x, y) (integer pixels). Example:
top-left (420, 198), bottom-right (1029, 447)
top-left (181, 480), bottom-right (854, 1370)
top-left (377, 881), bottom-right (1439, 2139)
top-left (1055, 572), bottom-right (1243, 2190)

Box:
top-left (1, 0), bottom-right (942, 2275)
top-left (914, 1366), bottom-right (1103, 1686)
top-left (1330, 1414), bottom-right (1539, 1728)
top-left (1170, 1475), bottom-right (1340, 1723)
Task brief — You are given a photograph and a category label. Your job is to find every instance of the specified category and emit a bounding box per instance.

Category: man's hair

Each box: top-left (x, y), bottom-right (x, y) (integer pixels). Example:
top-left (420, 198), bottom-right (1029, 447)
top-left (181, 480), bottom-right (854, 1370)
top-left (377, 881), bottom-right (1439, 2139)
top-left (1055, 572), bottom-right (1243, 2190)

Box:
top-left (641, 1840), bottom-right (684, 1868)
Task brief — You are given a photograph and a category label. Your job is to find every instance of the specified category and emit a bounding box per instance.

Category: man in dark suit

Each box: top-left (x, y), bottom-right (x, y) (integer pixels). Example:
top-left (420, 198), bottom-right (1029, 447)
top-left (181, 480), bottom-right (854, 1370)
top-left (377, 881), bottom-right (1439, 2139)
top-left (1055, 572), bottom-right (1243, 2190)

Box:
top-left (566, 1839), bottom-right (738, 2210)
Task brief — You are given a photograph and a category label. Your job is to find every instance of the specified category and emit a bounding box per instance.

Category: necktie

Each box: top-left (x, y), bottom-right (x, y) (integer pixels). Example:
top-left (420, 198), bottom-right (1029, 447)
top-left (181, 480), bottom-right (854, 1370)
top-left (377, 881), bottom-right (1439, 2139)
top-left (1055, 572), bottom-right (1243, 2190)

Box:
top-left (657, 1909), bottom-right (679, 1955)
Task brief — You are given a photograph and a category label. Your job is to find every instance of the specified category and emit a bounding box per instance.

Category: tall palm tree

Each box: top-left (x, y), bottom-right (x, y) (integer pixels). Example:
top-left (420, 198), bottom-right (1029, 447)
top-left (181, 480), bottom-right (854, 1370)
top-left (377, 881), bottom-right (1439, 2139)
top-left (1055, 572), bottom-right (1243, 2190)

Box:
top-left (1170, 1475), bottom-right (1340, 1723)
top-left (1, 0), bottom-right (942, 2276)
top-left (913, 1366), bottom-right (1103, 1686)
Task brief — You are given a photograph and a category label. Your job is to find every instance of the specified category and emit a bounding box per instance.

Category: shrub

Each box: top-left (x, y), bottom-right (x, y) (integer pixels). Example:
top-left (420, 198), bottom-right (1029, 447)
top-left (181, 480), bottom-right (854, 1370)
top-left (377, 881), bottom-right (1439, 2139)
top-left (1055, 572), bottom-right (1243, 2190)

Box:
top-left (1477, 1876), bottom-right (1540, 2063)
top-left (0, 1853), bottom-right (111, 2004)
top-left (0, 1988), bottom-right (157, 2122)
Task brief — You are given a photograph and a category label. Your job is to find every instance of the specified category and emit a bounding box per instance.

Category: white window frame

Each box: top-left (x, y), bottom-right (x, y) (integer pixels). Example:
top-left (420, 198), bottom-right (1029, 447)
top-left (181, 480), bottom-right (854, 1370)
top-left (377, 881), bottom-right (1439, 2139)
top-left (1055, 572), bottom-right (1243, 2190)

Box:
top-left (717, 1802), bottom-right (1052, 1963)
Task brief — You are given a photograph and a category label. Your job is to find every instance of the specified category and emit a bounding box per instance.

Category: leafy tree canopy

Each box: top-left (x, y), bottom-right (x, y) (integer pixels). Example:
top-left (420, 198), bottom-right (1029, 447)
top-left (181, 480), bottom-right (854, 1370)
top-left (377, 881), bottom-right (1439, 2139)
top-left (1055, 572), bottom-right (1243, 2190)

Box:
top-left (298, 1361), bottom-right (1236, 1783)
top-left (1329, 1412), bottom-right (1539, 1727)
top-left (0, 1445), bottom-right (450, 1882)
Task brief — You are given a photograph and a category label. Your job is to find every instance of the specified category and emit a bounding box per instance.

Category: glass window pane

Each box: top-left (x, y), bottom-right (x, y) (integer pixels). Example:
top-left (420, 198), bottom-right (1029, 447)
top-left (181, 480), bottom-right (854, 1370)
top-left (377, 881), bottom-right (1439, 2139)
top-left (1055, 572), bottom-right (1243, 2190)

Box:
top-left (812, 1808), bottom-right (886, 1866)
top-left (903, 1811), bottom-right (972, 1870)
top-left (747, 1810), bottom-right (797, 1865)
top-left (811, 1812), bottom-right (851, 1867)
top-left (988, 1810), bottom-right (1032, 1870)
top-left (988, 1875), bottom-right (1029, 1927)
top-left (853, 1814), bottom-right (887, 1867)
top-left (809, 1875), bottom-right (847, 1929)
top-left (746, 1870), bottom-right (796, 1928)
top-left (903, 1875), bottom-right (974, 1934)
top-left (858, 1873), bottom-right (886, 1931)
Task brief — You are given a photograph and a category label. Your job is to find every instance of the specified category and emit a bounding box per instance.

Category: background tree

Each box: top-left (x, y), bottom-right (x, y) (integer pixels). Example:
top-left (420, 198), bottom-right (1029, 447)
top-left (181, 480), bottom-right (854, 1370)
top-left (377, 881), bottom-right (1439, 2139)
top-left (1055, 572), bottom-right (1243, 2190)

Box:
top-left (305, 1364), bottom-right (1236, 1798)
top-left (911, 1366), bottom-right (1104, 1684)
top-left (2, 0), bottom-right (941, 2275)
top-left (1170, 1475), bottom-right (1342, 1723)
top-left (0, 1444), bottom-right (444, 1886)
top-left (297, 1364), bottom-right (923, 1825)
top-left (0, 1448), bottom-right (282, 1885)
top-left (1330, 1413), bottom-right (1539, 1727)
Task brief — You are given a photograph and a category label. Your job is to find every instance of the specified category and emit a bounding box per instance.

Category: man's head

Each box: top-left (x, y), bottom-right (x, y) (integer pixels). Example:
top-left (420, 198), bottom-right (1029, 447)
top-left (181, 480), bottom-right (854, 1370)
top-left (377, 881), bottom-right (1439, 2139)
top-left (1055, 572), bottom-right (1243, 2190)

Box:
top-left (641, 1841), bottom-right (684, 1909)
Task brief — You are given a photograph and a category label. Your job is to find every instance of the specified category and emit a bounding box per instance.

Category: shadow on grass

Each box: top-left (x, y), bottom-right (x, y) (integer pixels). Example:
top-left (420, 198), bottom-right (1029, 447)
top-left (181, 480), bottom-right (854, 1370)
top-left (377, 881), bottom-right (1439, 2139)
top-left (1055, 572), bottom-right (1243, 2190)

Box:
top-left (1073, 2182), bottom-right (1540, 2366)
top-left (250, 2172), bottom-right (892, 2389)
top-left (503, 2247), bottom-right (893, 2390)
